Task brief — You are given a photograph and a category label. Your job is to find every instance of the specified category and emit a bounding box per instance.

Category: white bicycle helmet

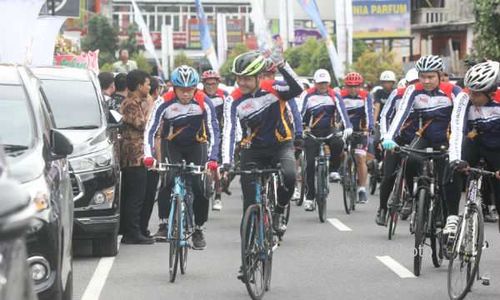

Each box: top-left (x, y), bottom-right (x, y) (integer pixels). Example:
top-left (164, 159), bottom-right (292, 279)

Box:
top-left (379, 70), bottom-right (397, 82)
top-left (464, 61), bottom-right (500, 92)
top-left (405, 68), bottom-right (419, 83)
top-left (415, 55), bottom-right (443, 73)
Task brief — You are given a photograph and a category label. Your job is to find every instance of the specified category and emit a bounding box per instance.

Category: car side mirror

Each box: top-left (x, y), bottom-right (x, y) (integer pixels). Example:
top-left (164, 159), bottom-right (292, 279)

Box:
top-left (50, 129), bottom-right (73, 159)
top-left (0, 179), bottom-right (34, 241)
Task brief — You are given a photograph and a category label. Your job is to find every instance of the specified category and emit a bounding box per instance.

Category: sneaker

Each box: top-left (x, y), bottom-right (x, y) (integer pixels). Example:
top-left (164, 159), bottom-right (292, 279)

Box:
top-left (375, 208), bottom-right (387, 226)
top-left (443, 215), bottom-right (459, 242)
top-left (272, 213), bottom-right (287, 234)
top-left (153, 223), bottom-right (168, 242)
top-left (329, 172), bottom-right (341, 182)
top-left (212, 198), bottom-right (223, 211)
top-left (357, 190), bottom-right (368, 204)
top-left (292, 186), bottom-right (301, 200)
top-left (192, 229), bottom-right (207, 250)
top-left (303, 199), bottom-right (315, 211)
top-left (484, 208), bottom-right (499, 223)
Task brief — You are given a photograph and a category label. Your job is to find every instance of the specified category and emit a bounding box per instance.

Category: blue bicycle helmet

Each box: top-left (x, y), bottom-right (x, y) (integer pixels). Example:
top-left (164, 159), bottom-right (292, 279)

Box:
top-left (171, 65), bottom-right (200, 87)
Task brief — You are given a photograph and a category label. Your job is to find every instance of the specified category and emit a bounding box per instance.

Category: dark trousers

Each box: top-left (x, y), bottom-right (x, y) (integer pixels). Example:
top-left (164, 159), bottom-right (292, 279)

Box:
top-left (459, 139), bottom-right (500, 212)
top-left (305, 136), bottom-right (343, 200)
top-left (158, 141), bottom-right (209, 227)
top-left (240, 142), bottom-right (296, 214)
top-left (379, 150), bottom-right (402, 210)
top-left (140, 170), bottom-right (159, 234)
top-left (404, 138), bottom-right (462, 217)
top-left (121, 166), bottom-right (147, 238)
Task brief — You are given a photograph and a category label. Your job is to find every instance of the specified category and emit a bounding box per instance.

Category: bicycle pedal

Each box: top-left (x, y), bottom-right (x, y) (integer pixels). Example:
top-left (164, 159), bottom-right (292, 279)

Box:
top-left (481, 277), bottom-right (490, 286)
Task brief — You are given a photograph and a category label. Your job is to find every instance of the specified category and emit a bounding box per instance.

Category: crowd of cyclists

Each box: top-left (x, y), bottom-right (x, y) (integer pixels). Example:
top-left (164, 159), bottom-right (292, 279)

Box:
top-left (106, 43), bottom-right (500, 294)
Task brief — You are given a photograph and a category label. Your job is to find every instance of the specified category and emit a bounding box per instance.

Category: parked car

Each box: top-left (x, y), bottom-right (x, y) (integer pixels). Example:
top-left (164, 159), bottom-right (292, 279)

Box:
top-left (0, 64), bottom-right (74, 299)
top-left (0, 147), bottom-right (37, 300)
top-left (32, 66), bottom-right (121, 257)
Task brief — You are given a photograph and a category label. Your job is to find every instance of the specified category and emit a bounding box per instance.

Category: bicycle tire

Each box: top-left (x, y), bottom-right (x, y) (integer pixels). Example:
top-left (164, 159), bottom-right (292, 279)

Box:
top-left (169, 197), bottom-right (180, 283)
top-left (430, 200), bottom-right (444, 268)
top-left (369, 175), bottom-right (377, 195)
top-left (388, 171), bottom-right (404, 240)
top-left (179, 200), bottom-right (189, 274)
top-left (413, 188), bottom-right (427, 277)
top-left (284, 203), bottom-right (291, 226)
top-left (316, 162), bottom-right (327, 223)
top-left (448, 206), bottom-right (484, 300)
top-left (388, 209), bottom-right (398, 240)
top-left (297, 153), bottom-right (306, 206)
top-left (241, 204), bottom-right (266, 300)
top-left (342, 159), bottom-right (351, 215)
top-left (264, 206), bottom-right (274, 292)
top-left (349, 157), bottom-right (357, 211)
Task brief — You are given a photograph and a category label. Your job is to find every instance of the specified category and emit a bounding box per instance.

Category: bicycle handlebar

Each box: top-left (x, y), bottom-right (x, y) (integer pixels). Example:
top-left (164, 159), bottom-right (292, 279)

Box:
top-left (394, 145), bottom-right (448, 158)
top-left (304, 131), bottom-right (336, 141)
top-left (151, 161), bottom-right (206, 175)
top-left (467, 167), bottom-right (497, 177)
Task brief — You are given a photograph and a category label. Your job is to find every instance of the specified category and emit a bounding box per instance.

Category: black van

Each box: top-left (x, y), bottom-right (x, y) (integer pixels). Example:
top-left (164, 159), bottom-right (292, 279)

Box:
top-left (32, 66), bottom-right (121, 257)
top-left (0, 65), bottom-right (74, 299)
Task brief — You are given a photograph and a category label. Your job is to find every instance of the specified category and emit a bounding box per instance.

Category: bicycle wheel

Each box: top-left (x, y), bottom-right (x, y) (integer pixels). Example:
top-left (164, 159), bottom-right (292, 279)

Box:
top-left (241, 204), bottom-right (266, 300)
top-left (341, 159), bottom-right (351, 215)
top-left (448, 207), bottom-right (484, 300)
top-left (388, 171), bottom-right (403, 240)
top-left (297, 152), bottom-right (306, 206)
top-left (284, 203), bottom-right (291, 226)
top-left (387, 208), bottom-right (399, 240)
top-left (179, 201), bottom-right (189, 275)
top-left (316, 162), bottom-right (328, 223)
top-left (413, 188), bottom-right (427, 277)
top-left (349, 157), bottom-right (357, 211)
top-left (169, 197), bottom-right (180, 283)
top-left (430, 201), bottom-right (444, 268)
top-left (263, 206), bottom-right (274, 292)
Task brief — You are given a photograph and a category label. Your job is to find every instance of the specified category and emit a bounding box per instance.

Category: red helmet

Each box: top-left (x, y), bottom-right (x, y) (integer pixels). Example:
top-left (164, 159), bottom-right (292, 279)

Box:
top-left (201, 70), bottom-right (221, 81)
top-left (344, 72), bottom-right (364, 86)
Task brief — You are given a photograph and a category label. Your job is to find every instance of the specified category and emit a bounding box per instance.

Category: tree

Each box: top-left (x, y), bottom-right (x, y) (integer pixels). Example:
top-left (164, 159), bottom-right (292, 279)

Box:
top-left (119, 23), bottom-right (139, 56)
top-left (219, 43), bottom-right (250, 81)
top-left (472, 0), bottom-right (500, 61)
top-left (81, 15), bottom-right (119, 66)
top-left (352, 48), bottom-right (403, 85)
top-left (174, 52), bottom-right (194, 68)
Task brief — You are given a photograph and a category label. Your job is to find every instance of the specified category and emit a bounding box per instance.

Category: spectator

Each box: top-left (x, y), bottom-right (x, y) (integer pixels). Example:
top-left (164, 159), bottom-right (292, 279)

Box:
top-left (110, 73), bottom-right (128, 111)
top-left (98, 72), bottom-right (115, 102)
top-left (113, 49), bottom-right (138, 73)
top-left (119, 70), bottom-right (154, 245)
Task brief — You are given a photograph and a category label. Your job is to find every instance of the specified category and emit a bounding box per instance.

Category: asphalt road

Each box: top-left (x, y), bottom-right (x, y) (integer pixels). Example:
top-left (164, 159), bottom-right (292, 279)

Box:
top-left (73, 180), bottom-right (500, 300)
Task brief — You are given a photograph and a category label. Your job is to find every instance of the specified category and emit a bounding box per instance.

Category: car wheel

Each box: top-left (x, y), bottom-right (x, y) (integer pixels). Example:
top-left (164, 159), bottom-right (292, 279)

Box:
top-left (92, 232), bottom-right (118, 257)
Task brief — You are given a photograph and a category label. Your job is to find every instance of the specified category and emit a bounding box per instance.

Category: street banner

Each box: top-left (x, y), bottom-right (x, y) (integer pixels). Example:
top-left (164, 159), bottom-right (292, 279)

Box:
top-left (195, 0), bottom-right (219, 71)
top-left (31, 16), bottom-right (67, 66)
top-left (54, 50), bottom-right (100, 73)
top-left (294, 28), bottom-right (322, 45)
top-left (296, 0), bottom-right (344, 81)
top-left (0, 0), bottom-right (46, 64)
top-left (352, 0), bottom-right (411, 39)
top-left (131, 0), bottom-right (161, 71)
top-left (335, 0), bottom-right (354, 68)
top-left (250, 0), bottom-right (273, 51)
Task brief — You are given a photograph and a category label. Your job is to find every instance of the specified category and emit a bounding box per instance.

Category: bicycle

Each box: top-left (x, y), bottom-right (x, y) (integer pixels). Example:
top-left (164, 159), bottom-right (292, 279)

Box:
top-left (385, 151), bottom-right (411, 240)
top-left (396, 146), bottom-right (446, 276)
top-left (152, 161), bottom-right (205, 283)
top-left (231, 164), bottom-right (280, 300)
top-left (341, 132), bottom-right (364, 214)
top-left (304, 131), bottom-right (335, 223)
top-left (266, 169), bottom-right (290, 240)
top-left (293, 151), bottom-right (306, 207)
top-left (447, 163), bottom-right (495, 300)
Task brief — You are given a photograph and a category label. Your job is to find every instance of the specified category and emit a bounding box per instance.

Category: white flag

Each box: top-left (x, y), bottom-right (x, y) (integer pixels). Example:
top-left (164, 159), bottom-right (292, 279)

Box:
top-left (31, 16), bottom-right (67, 66)
top-left (131, 0), bottom-right (161, 70)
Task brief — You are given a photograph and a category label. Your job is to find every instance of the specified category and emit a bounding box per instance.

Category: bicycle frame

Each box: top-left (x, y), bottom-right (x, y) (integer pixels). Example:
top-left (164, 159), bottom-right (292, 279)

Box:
top-left (167, 176), bottom-right (193, 247)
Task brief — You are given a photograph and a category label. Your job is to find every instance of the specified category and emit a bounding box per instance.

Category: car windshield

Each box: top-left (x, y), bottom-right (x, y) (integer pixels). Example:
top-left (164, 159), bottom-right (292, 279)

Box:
top-left (0, 85), bottom-right (34, 150)
top-left (41, 79), bottom-right (102, 129)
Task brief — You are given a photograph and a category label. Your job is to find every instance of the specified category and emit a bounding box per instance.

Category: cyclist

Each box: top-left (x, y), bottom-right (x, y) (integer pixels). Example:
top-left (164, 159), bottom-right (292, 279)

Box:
top-left (301, 69), bottom-right (352, 211)
top-left (143, 65), bottom-right (220, 250)
top-left (373, 70), bottom-right (397, 122)
top-left (375, 68), bottom-right (419, 225)
top-left (201, 69), bottom-right (228, 211)
top-left (340, 72), bottom-right (374, 204)
top-left (221, 50), bottom-right (303, 234)
top-left (382, 55), bottom-right (464, 237)
top-left (448, 60), bottom-right (500, 235)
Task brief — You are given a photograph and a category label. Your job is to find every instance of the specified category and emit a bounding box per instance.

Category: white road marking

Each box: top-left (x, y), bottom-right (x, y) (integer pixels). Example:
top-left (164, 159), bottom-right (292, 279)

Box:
top-left (327, 218), bottom-right (352, 231)
top-left (376, 256), bottom-right (416, 278)
top-left (81, 235), bottom-right (121, 300)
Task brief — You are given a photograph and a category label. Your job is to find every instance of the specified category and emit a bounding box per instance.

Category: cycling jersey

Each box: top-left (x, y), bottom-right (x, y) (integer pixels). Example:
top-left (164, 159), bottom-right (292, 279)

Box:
top-left (385, 82), bottom-right (463, 145)
top-left (287, 98), bottom-right (303, 138)
top-left (373, 88), bottom-right (394, 121)
top-left (449, 92), bottom-right (500, 161)
top-left (222, 63), bottom-right (302, 164)
top-left (144, 90), bottom-right (220, 161)
top-left (340, 89), bottom-right (374, 132)
top-left (380, 86), bottom-right (418, 144)
top-left (206, 88), bottom-right (228, 126)
top-left (301, 87), bottom-right (352, 134)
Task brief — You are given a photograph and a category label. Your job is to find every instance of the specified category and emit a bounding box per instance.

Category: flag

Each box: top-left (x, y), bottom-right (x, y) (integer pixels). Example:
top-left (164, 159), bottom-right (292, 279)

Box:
top-left (216, 13), bottom-right (228, 66)
top-left (297, 0), bottom-right (344, 80)
top-left (31, 16), bottom-right (67, 66)
top-left (131, 0), bottom-right (161, 71)
top-left (250, 0), bottom-right (273, 51)
top-left (195, 0), bottom-right (219, 70)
